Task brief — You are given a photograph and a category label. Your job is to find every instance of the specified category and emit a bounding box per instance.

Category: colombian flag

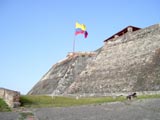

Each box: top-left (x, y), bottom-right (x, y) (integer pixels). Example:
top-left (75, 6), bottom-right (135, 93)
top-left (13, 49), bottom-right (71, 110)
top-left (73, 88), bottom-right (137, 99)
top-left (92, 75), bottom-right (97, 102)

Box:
top-left (75, 22), bottom-right (88, 38)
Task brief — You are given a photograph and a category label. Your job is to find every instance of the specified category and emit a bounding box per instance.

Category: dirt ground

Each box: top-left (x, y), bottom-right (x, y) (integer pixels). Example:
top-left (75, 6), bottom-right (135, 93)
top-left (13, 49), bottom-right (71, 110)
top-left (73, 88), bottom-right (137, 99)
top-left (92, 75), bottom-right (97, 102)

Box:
top-left (0, 98), bottom-right (160, 120)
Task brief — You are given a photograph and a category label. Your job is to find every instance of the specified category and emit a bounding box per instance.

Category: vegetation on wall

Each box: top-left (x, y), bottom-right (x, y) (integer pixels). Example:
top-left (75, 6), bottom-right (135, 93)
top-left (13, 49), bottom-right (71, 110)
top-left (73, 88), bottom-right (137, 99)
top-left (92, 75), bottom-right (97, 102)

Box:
top-left (0, 98), bottom-right (11, 112)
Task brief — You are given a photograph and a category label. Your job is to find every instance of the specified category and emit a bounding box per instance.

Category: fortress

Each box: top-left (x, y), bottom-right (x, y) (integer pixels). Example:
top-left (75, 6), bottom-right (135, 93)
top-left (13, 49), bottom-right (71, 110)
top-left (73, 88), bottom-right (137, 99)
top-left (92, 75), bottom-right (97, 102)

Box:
top-left (28, 23), bottom-right (160, 97)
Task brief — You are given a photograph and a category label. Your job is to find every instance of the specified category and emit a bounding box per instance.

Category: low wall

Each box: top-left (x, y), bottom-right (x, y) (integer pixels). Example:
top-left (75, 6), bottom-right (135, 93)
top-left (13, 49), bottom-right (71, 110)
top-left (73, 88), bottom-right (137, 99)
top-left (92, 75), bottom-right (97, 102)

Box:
top-left (0, 88), bottom-right (20, 108)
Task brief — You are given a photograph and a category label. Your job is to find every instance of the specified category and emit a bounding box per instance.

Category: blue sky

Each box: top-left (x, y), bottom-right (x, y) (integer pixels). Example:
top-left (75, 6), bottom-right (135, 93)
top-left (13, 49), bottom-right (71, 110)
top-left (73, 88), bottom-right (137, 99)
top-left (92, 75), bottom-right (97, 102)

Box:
top-left (0, 0), bottom-right (159, 94)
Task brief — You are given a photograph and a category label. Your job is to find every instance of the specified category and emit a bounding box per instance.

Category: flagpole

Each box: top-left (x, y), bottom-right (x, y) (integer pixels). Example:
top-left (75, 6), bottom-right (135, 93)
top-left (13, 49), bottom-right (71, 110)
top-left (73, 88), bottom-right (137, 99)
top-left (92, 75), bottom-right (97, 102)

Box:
top-left (73, 35), bottom-right (76, 53)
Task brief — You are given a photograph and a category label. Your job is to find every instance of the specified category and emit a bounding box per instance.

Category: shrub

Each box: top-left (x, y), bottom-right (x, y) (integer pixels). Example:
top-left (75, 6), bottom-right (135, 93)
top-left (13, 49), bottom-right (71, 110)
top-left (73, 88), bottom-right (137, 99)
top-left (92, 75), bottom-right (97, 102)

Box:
top-left (0, 98), bottom-right (11, 112)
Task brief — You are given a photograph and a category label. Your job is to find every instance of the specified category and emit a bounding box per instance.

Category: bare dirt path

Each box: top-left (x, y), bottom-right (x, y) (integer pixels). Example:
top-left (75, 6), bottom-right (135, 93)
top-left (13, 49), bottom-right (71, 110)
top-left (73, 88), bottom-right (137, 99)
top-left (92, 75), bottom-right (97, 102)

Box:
top-left (0, 98), bottom-right (160, 120)
top-left (0, 112), bottom-right (19, 120)
top-left (34, 98), bottom-right (160, 120)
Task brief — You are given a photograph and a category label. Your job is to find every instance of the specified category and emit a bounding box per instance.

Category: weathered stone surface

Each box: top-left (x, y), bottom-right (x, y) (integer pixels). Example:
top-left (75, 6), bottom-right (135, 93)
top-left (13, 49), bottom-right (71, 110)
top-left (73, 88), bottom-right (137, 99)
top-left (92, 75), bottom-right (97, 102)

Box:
top-left (28, 24), bottom-right (160, 96)
top-left (0, 88), bottom-right (20, 108)
top-left (28, 52), bottom-right (96, 95)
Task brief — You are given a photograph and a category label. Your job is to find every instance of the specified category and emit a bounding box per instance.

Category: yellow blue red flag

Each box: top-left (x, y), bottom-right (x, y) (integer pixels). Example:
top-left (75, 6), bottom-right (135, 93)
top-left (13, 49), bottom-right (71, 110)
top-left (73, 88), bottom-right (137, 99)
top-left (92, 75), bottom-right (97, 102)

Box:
top-left (75, 22), bottom-right (88, 38)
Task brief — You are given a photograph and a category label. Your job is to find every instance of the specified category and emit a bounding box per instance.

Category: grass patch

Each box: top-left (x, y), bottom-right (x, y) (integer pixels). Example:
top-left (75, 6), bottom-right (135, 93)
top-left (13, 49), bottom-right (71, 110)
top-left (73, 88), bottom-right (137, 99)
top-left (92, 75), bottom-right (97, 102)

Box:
top-left (0, 98), bottom-right (11, 112)
top-left (20, 94), bottom-right (160, 108)
top-left (20, 95), bottom-right (125, 108)
top-left (18, 112), bottom-right (34, 120)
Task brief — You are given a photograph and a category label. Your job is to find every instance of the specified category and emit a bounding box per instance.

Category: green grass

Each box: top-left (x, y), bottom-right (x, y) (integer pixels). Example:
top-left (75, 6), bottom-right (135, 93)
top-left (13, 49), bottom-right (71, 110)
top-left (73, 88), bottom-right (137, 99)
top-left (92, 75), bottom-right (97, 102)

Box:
top-left (20, 95), bottom-right (125, 108)
top-left (20, 94), bottom-right (160, 108)
top-left (0, 98), bottom-right (11, 112)
top-left (0, 94), bottom-right (159, 112)
top-left (18, 112), bottom-right (34, 120)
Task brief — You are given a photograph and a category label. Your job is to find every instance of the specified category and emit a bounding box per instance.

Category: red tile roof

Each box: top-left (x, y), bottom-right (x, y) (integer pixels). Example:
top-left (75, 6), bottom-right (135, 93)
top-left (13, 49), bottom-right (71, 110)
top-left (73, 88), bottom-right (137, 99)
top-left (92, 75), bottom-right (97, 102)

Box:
top-left (104, 26), bottom-right (141, 42)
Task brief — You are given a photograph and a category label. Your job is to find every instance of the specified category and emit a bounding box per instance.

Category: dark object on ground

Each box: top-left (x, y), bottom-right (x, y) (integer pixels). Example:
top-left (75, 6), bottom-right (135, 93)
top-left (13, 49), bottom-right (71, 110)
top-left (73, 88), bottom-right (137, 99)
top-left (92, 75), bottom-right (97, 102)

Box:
top-left (126, 93), bottom-right (137, 100)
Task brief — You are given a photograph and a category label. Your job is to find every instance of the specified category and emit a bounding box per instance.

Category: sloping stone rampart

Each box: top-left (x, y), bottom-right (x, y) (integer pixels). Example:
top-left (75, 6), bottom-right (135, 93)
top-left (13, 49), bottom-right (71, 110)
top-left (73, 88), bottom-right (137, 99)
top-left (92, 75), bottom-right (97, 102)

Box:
top-left (28, 24), bottom-right (160, 96)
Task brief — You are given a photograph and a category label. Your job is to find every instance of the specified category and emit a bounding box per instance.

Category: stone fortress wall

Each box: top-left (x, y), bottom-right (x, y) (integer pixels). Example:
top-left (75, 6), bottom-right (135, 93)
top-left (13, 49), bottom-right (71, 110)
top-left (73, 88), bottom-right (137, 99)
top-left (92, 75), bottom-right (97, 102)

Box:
top-left (28, 23), bottom-right (160, 96)
top-left (0, 88), bottom-right (20, 108)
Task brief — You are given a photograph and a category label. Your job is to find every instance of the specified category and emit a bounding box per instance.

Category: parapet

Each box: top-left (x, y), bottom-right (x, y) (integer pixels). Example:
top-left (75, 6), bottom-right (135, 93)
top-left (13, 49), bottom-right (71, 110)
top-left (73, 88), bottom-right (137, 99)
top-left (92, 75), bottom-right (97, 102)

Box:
top-left (104, 24), bottom-right (160, 47)
top-left (67, 52), bottom-right (96, 58)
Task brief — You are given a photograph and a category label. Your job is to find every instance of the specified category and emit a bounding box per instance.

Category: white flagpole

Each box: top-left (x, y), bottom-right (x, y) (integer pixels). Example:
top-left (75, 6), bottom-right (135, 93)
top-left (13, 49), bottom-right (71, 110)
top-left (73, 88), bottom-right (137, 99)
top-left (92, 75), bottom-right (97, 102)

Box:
top-left (73, 35), bottom-right (76, 53)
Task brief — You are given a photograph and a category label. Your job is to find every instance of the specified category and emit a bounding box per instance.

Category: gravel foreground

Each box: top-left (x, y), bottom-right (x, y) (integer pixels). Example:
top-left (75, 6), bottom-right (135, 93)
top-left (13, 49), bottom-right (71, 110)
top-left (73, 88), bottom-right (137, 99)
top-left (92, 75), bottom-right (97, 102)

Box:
top-left (0, 98), bottom-right (160, 120)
